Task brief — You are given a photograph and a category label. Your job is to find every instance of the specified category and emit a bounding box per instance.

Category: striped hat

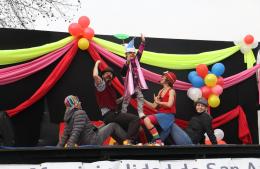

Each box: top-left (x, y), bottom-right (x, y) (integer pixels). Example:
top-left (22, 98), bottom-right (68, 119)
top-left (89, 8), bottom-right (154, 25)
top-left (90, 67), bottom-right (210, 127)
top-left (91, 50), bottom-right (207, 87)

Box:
top-left (64, 95), bottom-right (80, 107)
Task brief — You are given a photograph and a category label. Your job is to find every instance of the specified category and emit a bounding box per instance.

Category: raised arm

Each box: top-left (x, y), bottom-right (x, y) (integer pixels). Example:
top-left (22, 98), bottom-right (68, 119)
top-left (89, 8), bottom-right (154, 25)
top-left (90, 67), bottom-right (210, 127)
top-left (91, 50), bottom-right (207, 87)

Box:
top-left (136, 33), bottom-right (145, 61)
top-left (93, 60), bottom-right (102, 85)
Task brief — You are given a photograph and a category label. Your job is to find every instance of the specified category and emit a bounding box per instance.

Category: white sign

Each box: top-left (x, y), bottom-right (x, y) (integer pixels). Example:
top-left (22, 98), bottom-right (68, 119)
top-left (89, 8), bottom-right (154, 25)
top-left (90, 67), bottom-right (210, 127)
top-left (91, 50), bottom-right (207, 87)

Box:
top-left (119, 160), bottom-right (161, 169)
top-left (40, 162), bottom-right (82, 169)
top-left (83, 161), bottom-right (120, 169)
top-left (3, 158), bottom-right (260, 169)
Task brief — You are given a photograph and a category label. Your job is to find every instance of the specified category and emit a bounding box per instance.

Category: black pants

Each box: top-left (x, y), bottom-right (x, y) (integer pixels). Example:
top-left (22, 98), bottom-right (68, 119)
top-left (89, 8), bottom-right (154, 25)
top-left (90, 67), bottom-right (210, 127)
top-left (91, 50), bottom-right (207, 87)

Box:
top-left (103, 111), bottom-right (140, 141)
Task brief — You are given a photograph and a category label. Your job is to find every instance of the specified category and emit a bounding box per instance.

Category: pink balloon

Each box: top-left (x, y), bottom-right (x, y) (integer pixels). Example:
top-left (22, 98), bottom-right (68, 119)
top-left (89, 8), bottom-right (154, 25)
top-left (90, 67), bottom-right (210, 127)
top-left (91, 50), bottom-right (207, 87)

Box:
top-left (78, 16), bottom-right (90, 28)
top-left (68, 23), bottom-right (82, 37)
top-left (201, 86), bottom-right (212, 99)
top-left (83, 27), bottom-right (95, 40)
top-left (217, 77), bottom-right (224, 87)
top-left (211, 85), bottom-right (223, 96)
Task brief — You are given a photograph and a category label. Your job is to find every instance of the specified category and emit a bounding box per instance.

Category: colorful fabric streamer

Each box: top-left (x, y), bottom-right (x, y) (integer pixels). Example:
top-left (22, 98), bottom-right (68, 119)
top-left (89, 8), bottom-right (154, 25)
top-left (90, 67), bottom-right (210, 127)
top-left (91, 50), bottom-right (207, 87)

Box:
top-left (6, 41), bottom-right (78, 117)
top-left (0, 41), bottom-right (74, 85)
top-left (0, 36), bottom-right (74, 65)
top-left (93, 37), bottom-right (241, 69)
top-left (91, 41), bottom-right (260, 90)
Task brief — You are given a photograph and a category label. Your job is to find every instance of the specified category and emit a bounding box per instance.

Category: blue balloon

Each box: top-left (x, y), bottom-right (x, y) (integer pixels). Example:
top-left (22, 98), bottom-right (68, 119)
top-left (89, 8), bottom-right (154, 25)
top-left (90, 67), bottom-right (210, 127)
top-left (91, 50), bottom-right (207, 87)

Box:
top-left (211, 63), bottom-right (225, 76)
top-left (191, 75), bottom-right (204, 88)
top-left (188, 71), bottom-right (198, 82)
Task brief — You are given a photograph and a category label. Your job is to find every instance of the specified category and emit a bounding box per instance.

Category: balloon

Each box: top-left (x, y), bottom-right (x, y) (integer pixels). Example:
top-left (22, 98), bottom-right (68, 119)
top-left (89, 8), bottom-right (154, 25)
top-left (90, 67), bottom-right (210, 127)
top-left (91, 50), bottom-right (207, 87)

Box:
top-left (196, 64), bottom-right (208, 78)
top-left (201, 86), bottom-right (212, 99)
top-left (78, 38), bottom-right (89, 50)
top-left (211, 85), bottom-right (223, 96)
top-left (191, 75), bottom-right (204, 88)
top-left (68, 23), bottom-right (82, 37)
top-left (214, 129), bottom-right (224, 140)
top-left (204, 74), bottom-right (217, 87)
top-left (78, 16), bottom-right (90, 28)
top-left (187, 87), bottom-right (202, 101)
top-left (217, 77), bottom-right (224, 87)
top-left (188, 71), bottom-right (198, 82)
top-left (244, 34), bottom-right (254, 45)
top-left (83, 27), bottom-right (95, 40)
top-left (205, 139), bottom-right (226, 145)
top-left (208, 94), bottom-right (220, 108)
top-left (211, 63), bottom-right (225, 76)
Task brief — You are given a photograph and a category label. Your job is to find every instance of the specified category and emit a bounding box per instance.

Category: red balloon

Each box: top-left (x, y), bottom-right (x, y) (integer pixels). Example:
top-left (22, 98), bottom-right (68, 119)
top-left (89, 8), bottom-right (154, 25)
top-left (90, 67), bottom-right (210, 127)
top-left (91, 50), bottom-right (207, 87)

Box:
top-left (201, 86), bottom-right (211, 99)
top-left (78, 16), bottom-right (90, 28)
top-left (244, 34), bottom-right (254, 45)
top-left (83, 27), bottom-right (95, 40)
top-left (68, 23), bottom-right (82, 37)
top-left (205, 139), bottom-right (226, 145)
top-left (217, 76), bottom-right (224, 87)
top-left (196, 64), bottom-right (209, 78)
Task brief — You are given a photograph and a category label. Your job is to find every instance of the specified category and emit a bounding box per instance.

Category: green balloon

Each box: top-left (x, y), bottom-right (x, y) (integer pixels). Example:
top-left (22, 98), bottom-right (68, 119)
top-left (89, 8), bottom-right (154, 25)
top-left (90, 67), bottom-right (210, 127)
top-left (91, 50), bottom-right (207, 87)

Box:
top-left (113, 34), bottom-right (129, 40)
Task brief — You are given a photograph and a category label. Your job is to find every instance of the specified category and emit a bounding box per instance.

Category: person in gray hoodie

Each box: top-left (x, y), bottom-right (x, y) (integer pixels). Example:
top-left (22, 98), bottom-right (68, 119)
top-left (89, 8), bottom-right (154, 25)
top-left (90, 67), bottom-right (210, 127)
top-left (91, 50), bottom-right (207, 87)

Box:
top-left (58, 95), bottom-right (127, 148)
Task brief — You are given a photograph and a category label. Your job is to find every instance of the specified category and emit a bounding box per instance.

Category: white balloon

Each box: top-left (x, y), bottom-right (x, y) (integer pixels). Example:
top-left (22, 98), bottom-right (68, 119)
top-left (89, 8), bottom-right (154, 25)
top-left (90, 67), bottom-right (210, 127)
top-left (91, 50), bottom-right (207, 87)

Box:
top-left (252, 41), bottom-right (259, 49)
top-left (214, 129), bottom-right (224, 140)
top-left (187, 87), bottom-right (202, 101)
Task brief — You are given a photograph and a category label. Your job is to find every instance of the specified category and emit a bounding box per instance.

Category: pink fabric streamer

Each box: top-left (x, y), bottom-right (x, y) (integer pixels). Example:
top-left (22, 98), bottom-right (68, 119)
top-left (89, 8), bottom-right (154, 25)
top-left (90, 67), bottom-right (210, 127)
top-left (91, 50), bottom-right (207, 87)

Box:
top-left (0, 41), bottom-right (74, 85)
top-left (91, 42), bottom-right (260, 89)
top-left (91, 42), bottom-right (191, 90)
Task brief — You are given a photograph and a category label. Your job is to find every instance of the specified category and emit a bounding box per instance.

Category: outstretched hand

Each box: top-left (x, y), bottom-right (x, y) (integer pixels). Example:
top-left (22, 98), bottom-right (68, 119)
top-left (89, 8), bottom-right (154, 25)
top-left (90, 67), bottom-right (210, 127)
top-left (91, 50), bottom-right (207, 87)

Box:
top-left (96, 60), bottom-right (101, 64)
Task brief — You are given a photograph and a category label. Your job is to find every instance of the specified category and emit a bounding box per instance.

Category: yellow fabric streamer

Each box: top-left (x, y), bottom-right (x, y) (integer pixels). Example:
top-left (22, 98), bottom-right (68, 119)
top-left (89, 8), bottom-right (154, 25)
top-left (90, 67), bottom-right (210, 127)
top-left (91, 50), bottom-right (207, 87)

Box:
top-left (93, 37), bottom-right (241, 69)
top-left (0, 36), bottom-right (75, 65)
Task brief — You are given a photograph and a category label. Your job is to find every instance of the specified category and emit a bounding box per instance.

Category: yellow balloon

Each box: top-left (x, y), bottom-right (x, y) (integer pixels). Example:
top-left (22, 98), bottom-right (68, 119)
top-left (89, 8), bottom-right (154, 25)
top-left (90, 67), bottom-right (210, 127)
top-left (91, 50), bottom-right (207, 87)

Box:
top-left (204, 74), bottom-right (217, 87)
top-left (208, 94), bottom-right (220, 108)
top-left (78, 38), bottom-right (89, 50)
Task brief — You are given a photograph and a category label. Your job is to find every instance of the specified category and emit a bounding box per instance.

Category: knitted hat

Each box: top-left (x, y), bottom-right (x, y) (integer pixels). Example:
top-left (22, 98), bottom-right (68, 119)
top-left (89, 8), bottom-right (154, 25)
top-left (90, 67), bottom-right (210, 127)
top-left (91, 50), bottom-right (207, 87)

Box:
top-left (64, 95), bottom-right (80, 107)
top-left (163, 71), bottom-right (177, 85)
top-left (125, 38), bottom-right (136, 53)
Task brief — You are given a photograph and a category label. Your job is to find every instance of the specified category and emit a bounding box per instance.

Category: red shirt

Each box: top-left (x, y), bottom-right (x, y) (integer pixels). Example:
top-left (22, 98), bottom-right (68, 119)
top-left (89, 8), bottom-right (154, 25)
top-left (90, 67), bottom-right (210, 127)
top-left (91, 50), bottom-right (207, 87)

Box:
top-left (157, 88), bottom-right (176, 114)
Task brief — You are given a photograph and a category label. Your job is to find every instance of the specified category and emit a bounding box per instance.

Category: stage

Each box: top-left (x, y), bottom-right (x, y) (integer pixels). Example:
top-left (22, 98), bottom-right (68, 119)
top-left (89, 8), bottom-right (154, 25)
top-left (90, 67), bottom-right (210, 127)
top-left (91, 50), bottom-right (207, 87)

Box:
top-left (0, 145), bottom-right (260, 164)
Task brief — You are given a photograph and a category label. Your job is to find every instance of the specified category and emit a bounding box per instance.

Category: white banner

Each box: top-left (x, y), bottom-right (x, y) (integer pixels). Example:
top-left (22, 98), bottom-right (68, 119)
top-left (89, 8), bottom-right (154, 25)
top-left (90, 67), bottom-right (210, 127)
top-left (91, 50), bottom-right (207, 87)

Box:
top-left (2, 158), bottom-right (260, 169)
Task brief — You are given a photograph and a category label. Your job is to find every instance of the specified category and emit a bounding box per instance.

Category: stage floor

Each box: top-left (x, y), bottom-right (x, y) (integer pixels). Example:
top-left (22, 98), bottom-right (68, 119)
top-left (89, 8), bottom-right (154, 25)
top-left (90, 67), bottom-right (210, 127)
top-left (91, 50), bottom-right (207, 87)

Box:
top-left (0, 145), bottom-right (260, 164)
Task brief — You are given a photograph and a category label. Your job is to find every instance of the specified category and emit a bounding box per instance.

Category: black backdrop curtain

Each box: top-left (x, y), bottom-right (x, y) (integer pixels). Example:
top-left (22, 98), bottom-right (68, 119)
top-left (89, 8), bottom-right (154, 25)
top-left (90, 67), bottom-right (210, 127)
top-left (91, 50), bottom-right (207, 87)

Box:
top-left (0, 28), bottom-right (259, 146)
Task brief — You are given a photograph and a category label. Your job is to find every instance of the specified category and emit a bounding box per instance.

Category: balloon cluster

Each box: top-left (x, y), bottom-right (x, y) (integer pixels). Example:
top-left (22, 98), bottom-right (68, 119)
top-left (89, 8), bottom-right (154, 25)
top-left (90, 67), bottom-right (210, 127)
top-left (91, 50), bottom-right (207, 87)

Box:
top-left (187, 63), bottom-right (225, 108)
top-left (234, 34), bottom-right (258, 54)
top-left (68, 16), bottom-right (94, 50)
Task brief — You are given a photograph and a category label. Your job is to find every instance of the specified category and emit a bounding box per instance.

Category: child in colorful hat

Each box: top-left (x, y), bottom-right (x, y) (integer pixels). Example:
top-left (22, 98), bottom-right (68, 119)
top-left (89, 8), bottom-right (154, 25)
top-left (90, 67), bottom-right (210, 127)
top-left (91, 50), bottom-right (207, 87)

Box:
top-left (121, 34), bottom-right (148, 118)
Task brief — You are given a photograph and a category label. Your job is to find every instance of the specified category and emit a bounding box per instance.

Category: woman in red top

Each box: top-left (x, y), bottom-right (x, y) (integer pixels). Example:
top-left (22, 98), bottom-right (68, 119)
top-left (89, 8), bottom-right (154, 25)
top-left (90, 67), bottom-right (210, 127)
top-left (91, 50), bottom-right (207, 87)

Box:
top-left (143, 71), bottom-right (177, 146)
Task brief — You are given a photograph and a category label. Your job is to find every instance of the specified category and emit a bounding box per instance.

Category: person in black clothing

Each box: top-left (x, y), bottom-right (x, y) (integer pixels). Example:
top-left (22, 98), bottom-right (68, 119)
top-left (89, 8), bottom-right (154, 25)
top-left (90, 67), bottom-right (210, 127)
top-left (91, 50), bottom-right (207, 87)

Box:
top-left (164, 97), bottom-right (217, 145)
top-left (57, 95), bottom-right (127, 148)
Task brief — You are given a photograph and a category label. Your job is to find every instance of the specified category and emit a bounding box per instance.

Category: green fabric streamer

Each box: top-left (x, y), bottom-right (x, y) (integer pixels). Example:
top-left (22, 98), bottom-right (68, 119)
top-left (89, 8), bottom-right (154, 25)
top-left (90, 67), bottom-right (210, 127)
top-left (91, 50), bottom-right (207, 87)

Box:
top-left (93, 37), bottom-right (241, 69)
top-left (244, 50), bottom-right (256, 69)
top-left (0, 36), bottom-right (75, 65)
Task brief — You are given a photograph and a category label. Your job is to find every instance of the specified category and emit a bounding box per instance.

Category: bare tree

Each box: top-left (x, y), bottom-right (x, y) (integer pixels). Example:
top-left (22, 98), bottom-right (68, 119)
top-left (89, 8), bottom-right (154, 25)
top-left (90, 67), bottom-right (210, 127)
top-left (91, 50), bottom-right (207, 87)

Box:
top-left (0, 0), bottom-right (81, 29)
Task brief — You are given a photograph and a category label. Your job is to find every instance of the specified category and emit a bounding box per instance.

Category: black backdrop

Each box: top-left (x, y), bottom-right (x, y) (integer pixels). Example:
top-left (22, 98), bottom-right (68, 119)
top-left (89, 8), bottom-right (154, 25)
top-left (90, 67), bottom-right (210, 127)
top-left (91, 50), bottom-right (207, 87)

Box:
top-left (0, 28), bottom-right (259, 146)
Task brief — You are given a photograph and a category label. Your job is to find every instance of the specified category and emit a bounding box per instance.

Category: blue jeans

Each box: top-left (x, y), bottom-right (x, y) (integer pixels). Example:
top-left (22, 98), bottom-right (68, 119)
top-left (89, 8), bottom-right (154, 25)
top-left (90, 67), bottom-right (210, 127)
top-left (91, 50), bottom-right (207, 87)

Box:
top-left (160, 123), bottom-right (193, 145)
